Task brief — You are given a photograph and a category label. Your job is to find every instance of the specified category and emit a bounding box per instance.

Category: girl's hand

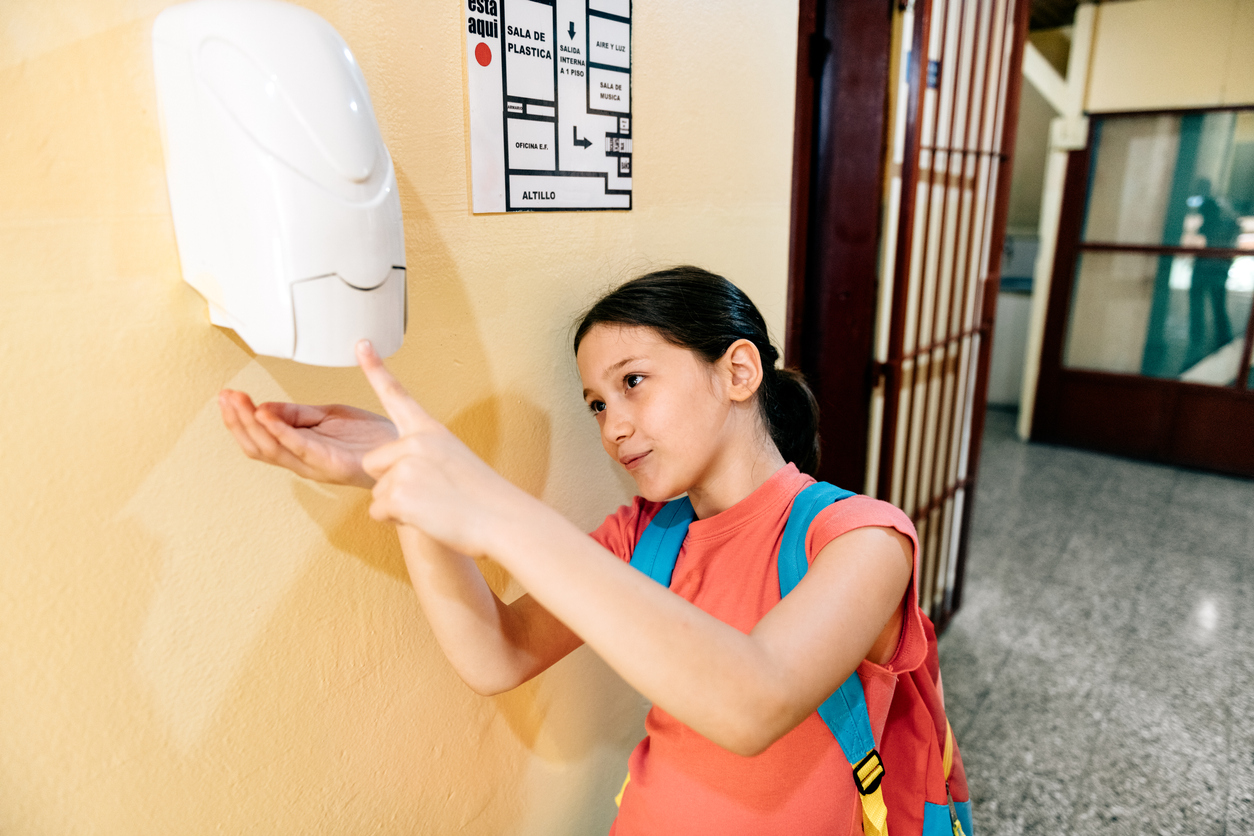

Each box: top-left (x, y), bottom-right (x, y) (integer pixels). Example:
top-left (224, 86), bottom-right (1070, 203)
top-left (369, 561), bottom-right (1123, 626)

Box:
top-left (357, 341), bottom-right (524, 557)
top-left (219, 390), bottom-right (397, 488)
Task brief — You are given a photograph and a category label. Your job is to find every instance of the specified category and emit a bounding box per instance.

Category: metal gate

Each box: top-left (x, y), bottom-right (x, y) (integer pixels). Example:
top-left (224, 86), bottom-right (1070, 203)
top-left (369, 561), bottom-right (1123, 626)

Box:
top-left (871, 0), bottom-right (1028, 626)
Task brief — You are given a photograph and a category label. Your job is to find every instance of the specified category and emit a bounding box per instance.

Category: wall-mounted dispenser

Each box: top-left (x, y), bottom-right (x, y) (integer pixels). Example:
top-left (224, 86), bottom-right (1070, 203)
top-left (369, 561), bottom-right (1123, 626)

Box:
top-left (153, 0), bottom-right (406, 367)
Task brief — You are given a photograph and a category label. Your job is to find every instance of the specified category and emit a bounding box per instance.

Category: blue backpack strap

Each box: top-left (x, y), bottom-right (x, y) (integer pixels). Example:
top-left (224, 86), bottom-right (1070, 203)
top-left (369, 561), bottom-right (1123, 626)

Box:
top-left (777, 482), bottom-right (855, 597)
top-left (779, 483), bottom-right (889, 836)
top-left (777, 483), bottom-right (869, 762)
top-left (629, 496), bottom-right (695, 587)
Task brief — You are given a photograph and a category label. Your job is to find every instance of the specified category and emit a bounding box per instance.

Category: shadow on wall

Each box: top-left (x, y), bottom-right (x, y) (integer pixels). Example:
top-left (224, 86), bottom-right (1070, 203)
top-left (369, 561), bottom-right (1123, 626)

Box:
top-left (115, 167), bottom-right (638, 830)
top-left (125, 156), bottom-right (498, 748)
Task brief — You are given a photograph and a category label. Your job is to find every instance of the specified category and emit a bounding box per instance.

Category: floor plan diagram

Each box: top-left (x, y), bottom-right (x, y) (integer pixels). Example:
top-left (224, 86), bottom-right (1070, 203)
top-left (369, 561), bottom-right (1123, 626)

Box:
top-left (465, 0), bottom-right (631, 212)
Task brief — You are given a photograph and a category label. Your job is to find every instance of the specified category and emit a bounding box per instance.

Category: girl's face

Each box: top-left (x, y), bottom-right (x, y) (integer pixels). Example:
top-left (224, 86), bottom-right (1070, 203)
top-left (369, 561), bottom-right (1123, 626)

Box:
top-left (576, 324), bottom-right (739, 502)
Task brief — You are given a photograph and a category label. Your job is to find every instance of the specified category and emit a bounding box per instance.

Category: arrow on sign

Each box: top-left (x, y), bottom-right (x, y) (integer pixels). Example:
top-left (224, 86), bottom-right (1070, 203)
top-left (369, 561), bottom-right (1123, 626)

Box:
top-left (573, 127), bottom-right (592, 149)
top-left (568, 21), bottom-right (577, 40)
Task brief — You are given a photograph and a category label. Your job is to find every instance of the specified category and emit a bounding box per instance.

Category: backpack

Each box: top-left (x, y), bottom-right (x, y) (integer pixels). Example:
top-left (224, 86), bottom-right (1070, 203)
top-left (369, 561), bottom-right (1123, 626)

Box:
top-left (628, 481), bottom-right (973, 836)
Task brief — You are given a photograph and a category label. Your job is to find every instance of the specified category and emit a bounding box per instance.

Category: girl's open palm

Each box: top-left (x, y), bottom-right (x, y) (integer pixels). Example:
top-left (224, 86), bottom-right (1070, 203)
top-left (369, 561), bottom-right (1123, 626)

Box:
top-left (219, 390), bottom-right (397, 488)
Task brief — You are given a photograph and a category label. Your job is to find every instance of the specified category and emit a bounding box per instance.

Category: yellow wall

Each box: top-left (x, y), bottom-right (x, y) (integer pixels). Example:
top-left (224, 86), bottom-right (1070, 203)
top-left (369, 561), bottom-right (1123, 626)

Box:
top-left (0, 1), bottom-right (799, 832)
top-left (1087, 0), bottom-right (1254, 112)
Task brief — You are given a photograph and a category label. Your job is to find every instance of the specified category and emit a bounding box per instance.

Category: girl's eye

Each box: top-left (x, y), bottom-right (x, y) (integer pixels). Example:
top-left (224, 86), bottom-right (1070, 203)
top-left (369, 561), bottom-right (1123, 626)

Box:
top-left (625, 374), bottom-right (643, 389)
top-left (588, 400), bottom-right (606, 415)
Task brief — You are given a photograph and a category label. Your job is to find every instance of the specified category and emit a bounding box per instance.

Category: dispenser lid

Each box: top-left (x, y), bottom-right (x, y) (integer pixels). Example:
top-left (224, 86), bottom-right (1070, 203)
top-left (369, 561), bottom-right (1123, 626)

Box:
top-left (290, 268), bottom-right (405, 367)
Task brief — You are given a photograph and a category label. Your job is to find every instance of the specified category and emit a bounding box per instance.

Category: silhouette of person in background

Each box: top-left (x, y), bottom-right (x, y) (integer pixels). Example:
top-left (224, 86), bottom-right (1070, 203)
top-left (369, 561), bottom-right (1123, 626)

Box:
top-left (1186, 178), bottom-right (1239, 367)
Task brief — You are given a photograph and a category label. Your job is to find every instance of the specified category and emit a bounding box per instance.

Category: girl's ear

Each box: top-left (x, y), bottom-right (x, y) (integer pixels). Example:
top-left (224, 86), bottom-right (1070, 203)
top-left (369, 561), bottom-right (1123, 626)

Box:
top-left (721, 339), bottom-right (764, 403)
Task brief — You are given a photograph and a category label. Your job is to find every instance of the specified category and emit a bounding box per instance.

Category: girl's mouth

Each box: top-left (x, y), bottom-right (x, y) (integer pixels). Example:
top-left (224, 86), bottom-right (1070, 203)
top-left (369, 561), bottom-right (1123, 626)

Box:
top-left (620, 451), bottom-right (649, 470)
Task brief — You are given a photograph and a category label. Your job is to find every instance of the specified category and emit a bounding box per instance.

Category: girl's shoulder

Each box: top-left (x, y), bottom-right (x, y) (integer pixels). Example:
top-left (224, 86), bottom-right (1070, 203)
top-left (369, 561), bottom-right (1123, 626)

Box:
top-left (589, 495), bottom-right (670, 563)
top-left (805, 493), bottom-right (919, 560)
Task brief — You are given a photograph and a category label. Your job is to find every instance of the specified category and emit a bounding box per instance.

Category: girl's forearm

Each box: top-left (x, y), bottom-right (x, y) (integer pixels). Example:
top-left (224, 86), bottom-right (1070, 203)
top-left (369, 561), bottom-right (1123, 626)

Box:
top-left (481, 498), bottom-right (812, 755)
top-left (396, 526), bottom-right (582, 695)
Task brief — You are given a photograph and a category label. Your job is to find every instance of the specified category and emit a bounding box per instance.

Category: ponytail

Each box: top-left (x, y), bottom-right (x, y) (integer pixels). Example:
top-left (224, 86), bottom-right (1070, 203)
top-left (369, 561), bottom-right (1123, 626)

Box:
top-left (574, 266), bottom-right (821, 475)
top-left (760, 366), bottom-right (821, 477)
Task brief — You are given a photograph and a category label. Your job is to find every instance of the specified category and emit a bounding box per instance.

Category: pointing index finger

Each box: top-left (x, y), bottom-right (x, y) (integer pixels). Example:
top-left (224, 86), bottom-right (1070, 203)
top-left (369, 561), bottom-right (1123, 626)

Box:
top-left (356, 340), bottom-right (429, 435)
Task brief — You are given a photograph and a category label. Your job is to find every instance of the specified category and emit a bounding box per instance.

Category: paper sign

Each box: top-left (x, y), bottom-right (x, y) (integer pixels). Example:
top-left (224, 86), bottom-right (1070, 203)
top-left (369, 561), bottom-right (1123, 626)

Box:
top-left (465, 0), bottom-right (632, 212)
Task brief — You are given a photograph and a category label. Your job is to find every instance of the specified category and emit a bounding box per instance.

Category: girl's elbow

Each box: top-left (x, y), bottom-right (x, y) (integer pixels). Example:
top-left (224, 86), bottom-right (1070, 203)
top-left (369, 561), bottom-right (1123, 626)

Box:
top-left (453, 642), bottom-right (555, 695)
top-left (718, 696), bottom-right (799, 757)
top-left (465, 678), bottom-right (510, 697)
top-left (457, 665), bottom-right (529, 697)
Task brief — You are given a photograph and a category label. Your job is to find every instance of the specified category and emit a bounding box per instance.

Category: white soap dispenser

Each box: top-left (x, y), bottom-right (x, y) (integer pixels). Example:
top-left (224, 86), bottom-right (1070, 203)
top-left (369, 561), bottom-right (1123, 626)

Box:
top-left (153, 0), bottom-right (406, 367)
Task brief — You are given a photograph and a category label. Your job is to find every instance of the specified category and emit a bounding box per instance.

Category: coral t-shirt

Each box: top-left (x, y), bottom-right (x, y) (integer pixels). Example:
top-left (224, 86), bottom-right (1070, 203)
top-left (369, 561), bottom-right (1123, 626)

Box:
top-left (591, 464), bottom-right (926, 836)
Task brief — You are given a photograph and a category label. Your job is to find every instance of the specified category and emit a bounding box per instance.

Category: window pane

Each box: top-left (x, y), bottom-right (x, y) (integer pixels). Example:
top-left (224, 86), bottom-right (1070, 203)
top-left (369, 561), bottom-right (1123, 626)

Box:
top-left (1173, 256), bottom-right (1253, 383)
top-left (1083, 116), bottom-right (1180, 246)
top-left (1065, 252), bottom-right (1253, 382)
top-left (1065, 251), bottom-right (1158, 373)
top-left (1083, 111), bottom-right (1254, 249)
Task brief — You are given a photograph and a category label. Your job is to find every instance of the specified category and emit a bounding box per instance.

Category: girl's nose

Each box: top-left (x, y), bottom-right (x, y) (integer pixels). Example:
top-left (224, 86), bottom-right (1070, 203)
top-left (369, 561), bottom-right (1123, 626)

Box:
top-left (603, 409), bottom-right (632, 444)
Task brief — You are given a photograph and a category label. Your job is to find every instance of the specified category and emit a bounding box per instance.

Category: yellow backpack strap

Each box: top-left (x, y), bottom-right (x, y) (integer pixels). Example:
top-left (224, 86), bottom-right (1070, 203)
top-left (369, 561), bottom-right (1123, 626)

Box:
top-left (815, 675), bottom-right (890, 836)
top-left (852, 750), bottom-right (890, 836)
top-left (614, 772), bottom-right (631, 808)
top-left (943, 720), bottom-right (954, 780)
top-left (942, 721), bottom-right (969, 836)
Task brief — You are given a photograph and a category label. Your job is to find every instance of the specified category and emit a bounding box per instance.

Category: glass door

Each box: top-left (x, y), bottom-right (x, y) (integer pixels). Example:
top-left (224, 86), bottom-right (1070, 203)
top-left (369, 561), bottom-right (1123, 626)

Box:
top-left (1033, 109), bottom-right (1254, 475)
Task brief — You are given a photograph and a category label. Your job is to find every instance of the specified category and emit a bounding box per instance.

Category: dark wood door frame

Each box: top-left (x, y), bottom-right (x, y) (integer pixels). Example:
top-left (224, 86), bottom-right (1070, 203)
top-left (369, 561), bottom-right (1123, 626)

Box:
top-left (789, 0), bottom-right (1031, 629)
top-left (786, 0), bottom-right (894, 491)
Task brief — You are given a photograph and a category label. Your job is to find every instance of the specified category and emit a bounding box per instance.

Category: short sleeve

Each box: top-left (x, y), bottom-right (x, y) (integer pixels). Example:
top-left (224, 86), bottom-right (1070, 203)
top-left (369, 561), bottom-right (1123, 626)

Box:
top-left (803, 496), bottom-right (927, 676)
top-left (589, 497), bottom-right (666, 563)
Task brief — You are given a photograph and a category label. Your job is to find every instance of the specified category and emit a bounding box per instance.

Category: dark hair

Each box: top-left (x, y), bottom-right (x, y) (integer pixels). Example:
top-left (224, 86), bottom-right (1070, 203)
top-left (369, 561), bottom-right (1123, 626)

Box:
top-left (574, 266), bottom-right (820, 475)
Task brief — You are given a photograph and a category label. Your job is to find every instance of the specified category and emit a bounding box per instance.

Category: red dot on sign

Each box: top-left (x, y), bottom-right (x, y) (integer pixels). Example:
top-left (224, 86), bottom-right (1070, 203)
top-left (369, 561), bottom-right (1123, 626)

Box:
top-left (475, 42), bottom-right (492, 67)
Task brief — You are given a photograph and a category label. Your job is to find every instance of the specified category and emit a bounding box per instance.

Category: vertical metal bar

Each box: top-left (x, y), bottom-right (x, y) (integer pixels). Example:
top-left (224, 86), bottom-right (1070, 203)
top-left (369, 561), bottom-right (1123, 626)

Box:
top-left (914, 0), bottom-right (980, 530)
top-left (938, 0), bottom-right (1006, 621)
top-left (866, 5), bottom-right (919, 494)
top-left (912, 0), bottom-right (970, 614)
top-left (930, 0), bottom-right (995, 619)
top-left (953, 0), bottom-right (1010, 467)
top-left (934, 0), bottom-right (981, 613)
top-left (895, 0), bottom-right (949, 603)
top-left (950, 0), bottom-right (1029, 619)
top-left (937, 0), bottom-right (1008, 616)
top-left (956, 7), bottom-right (998, 529)
top-left (877, 0), bottom-right (933, 501)
top-left (899, 0), bottom-right (952, 512)
top-left (913, 0), bottom-right (963, 506)
top-left (898, 0), bottom-right (958, 519)
top-left (959, 0), bottom-right (1010, 376)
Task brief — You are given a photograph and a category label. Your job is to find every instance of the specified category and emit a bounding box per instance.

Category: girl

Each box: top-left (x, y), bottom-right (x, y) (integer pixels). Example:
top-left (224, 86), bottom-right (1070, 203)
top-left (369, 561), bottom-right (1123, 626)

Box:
top-left (219, 266), bottom-right (923, 835)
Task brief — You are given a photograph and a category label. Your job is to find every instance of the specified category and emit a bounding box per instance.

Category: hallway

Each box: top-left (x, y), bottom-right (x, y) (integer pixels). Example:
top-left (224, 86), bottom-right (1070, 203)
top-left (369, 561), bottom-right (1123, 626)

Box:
top-left (939, 410), bottom-right (1254, 835)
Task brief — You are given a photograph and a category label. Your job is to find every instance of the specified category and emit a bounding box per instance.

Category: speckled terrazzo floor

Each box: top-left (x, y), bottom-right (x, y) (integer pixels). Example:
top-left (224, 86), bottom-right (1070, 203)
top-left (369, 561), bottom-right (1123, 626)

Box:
top-left (938, 409), bottom-right (1254, 836)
